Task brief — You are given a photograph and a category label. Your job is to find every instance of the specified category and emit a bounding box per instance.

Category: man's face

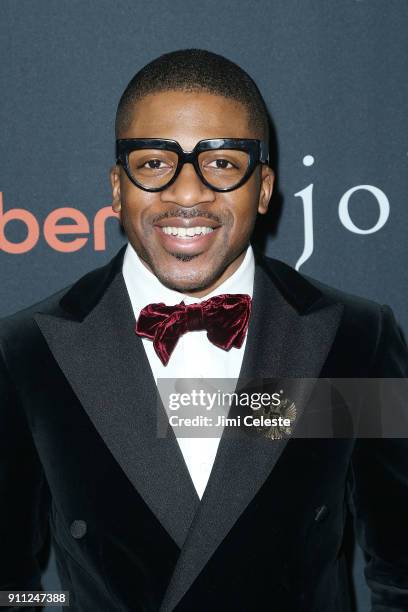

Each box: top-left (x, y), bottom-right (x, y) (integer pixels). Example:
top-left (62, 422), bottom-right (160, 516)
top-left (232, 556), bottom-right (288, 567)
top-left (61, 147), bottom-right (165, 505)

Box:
top-left (110, 90), bottom-right (274, 296)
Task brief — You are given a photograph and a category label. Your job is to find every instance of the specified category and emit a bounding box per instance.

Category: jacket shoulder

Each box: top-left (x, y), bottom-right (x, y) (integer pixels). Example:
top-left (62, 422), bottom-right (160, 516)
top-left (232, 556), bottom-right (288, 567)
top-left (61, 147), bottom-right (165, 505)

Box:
top-left (0, 253), bottom-right (118, 347)
top-left (0, 285), bottom-right (69, 348)
top-left (260, 254), bottom-right (384, 317)
top-left (259, 255), bottom-right (391, 375)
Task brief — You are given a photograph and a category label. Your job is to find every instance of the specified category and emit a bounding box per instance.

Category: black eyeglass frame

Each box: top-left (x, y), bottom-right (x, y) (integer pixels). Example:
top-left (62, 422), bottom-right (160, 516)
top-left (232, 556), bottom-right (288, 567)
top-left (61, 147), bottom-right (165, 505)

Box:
top-left (115, 138), bottom-right (270, 193)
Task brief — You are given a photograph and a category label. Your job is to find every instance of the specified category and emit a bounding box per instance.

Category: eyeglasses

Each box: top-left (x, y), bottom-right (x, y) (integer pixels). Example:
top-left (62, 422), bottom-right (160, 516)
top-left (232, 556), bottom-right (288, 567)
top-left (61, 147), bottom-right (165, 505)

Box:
top-left (115, 138), bottom-right (270, 192)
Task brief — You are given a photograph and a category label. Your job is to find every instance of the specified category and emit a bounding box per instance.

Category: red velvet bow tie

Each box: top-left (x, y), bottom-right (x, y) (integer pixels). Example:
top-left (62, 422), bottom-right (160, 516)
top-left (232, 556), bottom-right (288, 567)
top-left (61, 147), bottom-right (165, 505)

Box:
top-left (135, 293), bottom-right (252, 366)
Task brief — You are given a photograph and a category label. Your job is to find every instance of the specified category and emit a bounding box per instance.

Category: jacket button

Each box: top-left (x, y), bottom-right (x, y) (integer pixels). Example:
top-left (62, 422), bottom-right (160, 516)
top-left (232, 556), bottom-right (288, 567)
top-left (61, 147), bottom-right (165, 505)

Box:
top-left (70, 520), bottom-right (87, 539)
top-left (314, 505), bottom-right (329, 522)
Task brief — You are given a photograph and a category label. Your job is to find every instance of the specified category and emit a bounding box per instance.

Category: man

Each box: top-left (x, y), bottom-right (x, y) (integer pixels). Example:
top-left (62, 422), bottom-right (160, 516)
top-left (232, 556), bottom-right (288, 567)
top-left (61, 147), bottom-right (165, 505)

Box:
top-left (1, 49), bottom-right (407, 612)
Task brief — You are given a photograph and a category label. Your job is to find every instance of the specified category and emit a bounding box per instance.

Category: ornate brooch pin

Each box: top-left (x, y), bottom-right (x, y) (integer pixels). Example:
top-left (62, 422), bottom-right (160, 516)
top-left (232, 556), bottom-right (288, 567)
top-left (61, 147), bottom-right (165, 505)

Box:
top-left (251, 393), bottom-right (298, 440)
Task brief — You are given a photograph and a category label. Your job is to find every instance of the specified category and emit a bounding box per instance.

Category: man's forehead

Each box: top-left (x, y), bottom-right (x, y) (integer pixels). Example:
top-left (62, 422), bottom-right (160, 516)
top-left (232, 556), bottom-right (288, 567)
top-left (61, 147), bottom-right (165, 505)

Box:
top-left (122, 90), bottom-right (256, 147)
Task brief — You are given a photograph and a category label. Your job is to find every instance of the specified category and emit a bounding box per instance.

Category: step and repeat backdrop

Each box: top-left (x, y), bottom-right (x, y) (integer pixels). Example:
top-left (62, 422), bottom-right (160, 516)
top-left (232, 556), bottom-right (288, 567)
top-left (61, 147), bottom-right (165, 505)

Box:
top-left (1, 1), bottom-right (407, 610)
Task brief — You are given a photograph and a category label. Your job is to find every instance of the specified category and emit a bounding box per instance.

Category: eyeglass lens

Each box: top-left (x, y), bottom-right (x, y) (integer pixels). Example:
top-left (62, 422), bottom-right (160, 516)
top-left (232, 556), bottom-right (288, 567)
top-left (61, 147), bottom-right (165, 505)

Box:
top-left (127, 148), bottom-right (250, 190)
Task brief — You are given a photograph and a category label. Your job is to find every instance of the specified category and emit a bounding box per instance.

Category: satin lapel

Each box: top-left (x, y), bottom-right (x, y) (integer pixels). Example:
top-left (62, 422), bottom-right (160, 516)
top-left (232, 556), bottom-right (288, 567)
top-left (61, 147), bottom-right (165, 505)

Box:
top-left (159, 258), bottom-right (344, 612)
top-left (34, 258), bottom-right (200, 549)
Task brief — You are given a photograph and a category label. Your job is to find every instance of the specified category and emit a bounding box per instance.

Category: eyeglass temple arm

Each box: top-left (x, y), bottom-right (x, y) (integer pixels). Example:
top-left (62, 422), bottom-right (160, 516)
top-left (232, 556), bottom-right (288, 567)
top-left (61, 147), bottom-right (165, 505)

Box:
top-left (260, 141), bottom-right (270, 165)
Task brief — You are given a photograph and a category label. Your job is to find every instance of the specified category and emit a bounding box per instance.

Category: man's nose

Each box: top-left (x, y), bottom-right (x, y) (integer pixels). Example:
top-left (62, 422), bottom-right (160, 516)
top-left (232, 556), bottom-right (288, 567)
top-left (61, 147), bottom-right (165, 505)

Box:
top-left (162, 162), bottom-right (214, 207)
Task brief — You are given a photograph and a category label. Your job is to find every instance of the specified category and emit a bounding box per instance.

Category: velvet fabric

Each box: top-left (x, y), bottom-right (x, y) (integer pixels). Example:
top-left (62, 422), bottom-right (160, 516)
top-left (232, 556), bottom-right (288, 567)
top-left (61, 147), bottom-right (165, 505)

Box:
top-left (1, 244), bottom-right (408, 611)
top-left (135, 294), bottom-right (252, 365)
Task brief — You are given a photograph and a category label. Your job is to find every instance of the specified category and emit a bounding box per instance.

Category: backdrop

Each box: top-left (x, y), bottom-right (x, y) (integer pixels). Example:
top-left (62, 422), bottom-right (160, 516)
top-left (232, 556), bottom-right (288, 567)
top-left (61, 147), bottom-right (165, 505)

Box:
top-left (1, 1), bottom-right (407, 610)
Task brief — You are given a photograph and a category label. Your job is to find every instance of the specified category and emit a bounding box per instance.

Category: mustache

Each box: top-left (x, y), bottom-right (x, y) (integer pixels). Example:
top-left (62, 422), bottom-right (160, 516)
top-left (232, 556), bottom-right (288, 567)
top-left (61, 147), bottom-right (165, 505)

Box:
top-left (152, 208), bottom-right (222, 225)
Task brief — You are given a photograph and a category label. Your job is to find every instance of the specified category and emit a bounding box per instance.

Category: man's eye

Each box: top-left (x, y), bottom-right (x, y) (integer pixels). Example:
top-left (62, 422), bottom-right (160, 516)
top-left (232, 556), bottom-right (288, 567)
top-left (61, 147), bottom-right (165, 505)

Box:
top-left (142, 159), bottom-right (170, 170)
top-left (207, 159), bottom-right (236, 169)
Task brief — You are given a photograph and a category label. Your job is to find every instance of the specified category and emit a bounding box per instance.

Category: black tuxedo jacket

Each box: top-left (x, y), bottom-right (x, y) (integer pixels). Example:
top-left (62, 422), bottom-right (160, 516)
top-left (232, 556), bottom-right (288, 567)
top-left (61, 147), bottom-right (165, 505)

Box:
top-left (1, 244), bottom-right (408, 612)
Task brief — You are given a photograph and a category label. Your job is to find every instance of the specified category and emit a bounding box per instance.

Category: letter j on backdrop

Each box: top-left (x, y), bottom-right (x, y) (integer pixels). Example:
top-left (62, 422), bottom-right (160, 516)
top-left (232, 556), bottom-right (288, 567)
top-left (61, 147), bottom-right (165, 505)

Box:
top-left (294, 155), bottom-right (390, 270)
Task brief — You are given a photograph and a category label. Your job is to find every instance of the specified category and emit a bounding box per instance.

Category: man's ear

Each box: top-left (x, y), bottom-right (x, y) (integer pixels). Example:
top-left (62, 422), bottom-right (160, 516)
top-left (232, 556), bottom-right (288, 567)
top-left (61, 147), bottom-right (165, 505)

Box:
top-left (110, 165), bottom-right (122, 215)
top-left (257, 165), bottom-right (274, 215)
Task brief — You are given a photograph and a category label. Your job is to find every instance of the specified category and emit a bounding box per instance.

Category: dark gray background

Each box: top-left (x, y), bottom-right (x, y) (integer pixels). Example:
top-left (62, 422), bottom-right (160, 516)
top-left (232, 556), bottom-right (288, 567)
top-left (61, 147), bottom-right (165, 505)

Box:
top-left (1, 1), bottom-right (407, 610)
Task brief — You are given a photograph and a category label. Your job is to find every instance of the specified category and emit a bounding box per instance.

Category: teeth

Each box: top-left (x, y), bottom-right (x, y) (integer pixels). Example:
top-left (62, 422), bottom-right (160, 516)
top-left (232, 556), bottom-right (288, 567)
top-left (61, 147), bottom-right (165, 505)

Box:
top-left (161, 226), bottom-right (215, 237)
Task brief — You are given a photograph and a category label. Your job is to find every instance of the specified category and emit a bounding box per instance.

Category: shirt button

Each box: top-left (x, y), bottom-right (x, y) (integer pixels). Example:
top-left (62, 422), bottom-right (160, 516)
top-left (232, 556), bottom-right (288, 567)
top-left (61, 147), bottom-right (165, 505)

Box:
top-left (70, 519), bottom-right (87, 539)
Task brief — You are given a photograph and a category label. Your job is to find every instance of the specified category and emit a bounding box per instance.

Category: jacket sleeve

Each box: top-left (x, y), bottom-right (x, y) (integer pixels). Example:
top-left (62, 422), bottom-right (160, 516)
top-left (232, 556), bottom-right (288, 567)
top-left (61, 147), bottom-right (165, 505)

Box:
top-left (0, 338), bottom-right (51, 608)
top-left (348, 305), bottom-right (408, 611)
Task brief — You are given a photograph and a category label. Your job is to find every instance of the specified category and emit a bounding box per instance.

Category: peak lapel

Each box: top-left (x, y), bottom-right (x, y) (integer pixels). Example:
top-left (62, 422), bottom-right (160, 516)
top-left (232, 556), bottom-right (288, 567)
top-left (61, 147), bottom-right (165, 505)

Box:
top-left (34, 246), bottom-right (200, 548)
top-left (159, 255), bottom-right (344, 612)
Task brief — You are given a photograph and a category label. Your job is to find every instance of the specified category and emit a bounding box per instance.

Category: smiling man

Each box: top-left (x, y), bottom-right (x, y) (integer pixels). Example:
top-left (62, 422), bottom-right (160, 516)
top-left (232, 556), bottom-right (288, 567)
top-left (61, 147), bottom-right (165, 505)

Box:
top-left (1, 49), bottom-right (408, 612)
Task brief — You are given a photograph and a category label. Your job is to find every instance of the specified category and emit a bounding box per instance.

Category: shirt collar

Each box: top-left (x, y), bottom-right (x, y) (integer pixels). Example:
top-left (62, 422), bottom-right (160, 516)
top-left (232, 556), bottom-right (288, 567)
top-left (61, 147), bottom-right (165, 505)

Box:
top-left (122, 241), bottom-right (255, 318)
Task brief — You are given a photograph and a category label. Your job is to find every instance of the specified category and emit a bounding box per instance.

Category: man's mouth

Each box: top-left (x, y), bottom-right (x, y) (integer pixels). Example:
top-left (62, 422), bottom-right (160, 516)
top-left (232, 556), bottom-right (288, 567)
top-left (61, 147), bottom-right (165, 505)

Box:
top-left (159, 225), bottom-right (215, 238)
top-left (153, 218), bottom-right (221, 253)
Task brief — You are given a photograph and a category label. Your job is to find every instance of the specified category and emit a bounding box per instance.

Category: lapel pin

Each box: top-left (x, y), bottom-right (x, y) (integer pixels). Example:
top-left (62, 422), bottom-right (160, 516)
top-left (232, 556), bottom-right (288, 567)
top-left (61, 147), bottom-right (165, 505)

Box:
top-left (251, 393), bottom-right (298, 440)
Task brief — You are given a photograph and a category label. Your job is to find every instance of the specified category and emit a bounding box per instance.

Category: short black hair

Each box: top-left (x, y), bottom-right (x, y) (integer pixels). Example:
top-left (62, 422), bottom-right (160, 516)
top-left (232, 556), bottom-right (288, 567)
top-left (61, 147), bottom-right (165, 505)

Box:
top-left (115, 48), bottom-right (270, 145)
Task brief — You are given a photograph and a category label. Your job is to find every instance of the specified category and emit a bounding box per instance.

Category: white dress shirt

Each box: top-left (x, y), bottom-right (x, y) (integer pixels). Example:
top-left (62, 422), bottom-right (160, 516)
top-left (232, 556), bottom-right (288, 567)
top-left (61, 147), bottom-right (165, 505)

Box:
top-left (122, 242), bottom-right (255, 498)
